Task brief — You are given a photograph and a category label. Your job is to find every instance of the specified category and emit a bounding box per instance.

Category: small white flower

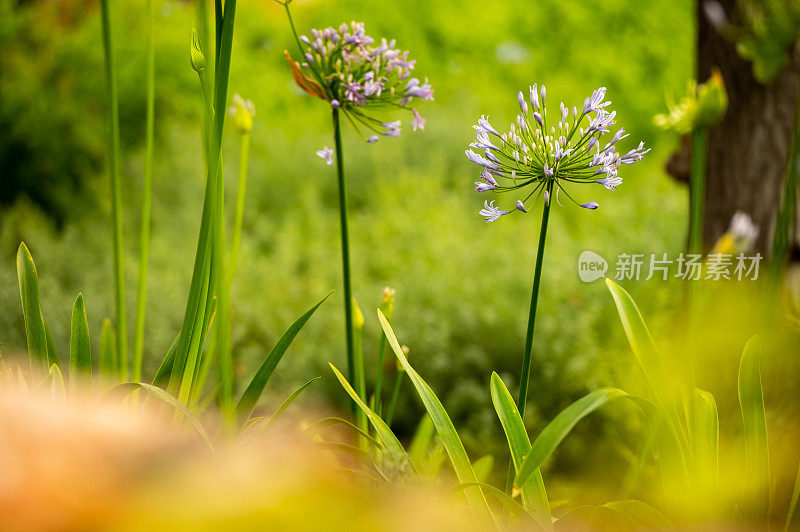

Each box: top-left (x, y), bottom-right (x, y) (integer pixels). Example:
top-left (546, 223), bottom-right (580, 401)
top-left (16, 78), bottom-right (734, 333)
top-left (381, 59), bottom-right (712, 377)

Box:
top-left (479, 200), bottom-right (510, 222)
top-left (316, 146), bottom-right (334, 165)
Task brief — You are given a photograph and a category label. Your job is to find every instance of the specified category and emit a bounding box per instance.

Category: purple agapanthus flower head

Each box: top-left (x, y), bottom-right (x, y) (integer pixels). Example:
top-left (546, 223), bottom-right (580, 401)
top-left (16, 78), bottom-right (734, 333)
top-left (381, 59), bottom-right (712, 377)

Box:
top-left (466, 84), bottom-right (649, 220)
top-left (286, 20), bottom-right (432, 145)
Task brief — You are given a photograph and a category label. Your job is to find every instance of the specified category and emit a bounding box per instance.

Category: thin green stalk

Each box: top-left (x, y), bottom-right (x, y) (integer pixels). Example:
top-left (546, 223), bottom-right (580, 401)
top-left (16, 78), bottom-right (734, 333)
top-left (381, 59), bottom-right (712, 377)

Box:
top-left (332, 108), bottom-right (357, 402)
top-left (505, 183), bottom-right (553, 494)
top-left (228, 132), bottom-right (250, 279)
top-left (517, 185), bottom-right (553, 418)
top-left (214, 130), bottom-right (250, 417)
top-left (373, 336), bottom-right (388, 415)
top-left (132, 0), bottom-right (156, 382)
top-left (171, 0), bottom-right (237, 404)
top-left (385, 370), bottom-right (404, 427)
top-left (373, 298), bottom-right (393, 416)
top-left (207, 0), bottom-right (237, 417)
top-left (689, 127), bottom-right (707, 255)
top-left (100, 0), bottom-right (127, 381)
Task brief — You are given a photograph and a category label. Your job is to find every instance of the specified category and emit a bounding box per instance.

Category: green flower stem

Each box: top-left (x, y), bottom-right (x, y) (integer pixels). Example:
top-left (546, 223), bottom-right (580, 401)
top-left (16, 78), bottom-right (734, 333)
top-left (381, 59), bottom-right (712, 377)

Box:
top-left (373, 335), bottom-right (389, 415)
top-left (215, 130), bottom-right (250, 421)
top-left (171, 0), bottom-right (236, 404)
top-left (332, 108), bottom-right (358, 406)
top-left (207, 0), bottom-right (237, 415)
top-left (100, 0), bottom-right (127, 381)
top-left (228, 132), bottom-right (250, 279)
top-left (517, 185), bottom-right (553, 418)
top-left (132, 0), bottom-right (156, 382)
top-left (373, 301), bottom-right (393, 416)
top-left (384, 370), bottom-right (404, 427)
top-left (505, 181), bottom-right (553, 494)
top-left (689, 127), bottom-right (707, 255)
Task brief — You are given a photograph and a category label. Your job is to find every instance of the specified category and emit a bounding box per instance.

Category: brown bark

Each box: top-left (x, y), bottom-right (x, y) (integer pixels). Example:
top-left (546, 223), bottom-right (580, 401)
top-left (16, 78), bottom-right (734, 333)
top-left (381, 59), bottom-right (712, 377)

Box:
top-left (697, 0), bottom-right (800, 254)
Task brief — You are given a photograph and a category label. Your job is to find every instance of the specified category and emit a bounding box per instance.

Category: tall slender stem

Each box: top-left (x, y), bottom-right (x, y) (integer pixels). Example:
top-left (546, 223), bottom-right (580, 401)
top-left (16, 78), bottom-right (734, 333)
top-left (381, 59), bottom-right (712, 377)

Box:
top-left (229, 133), bottom-right (250, 279)
top-left (332, 108), bottom-right (357, 398)
top-left (505, 183), bottom-right (552, 494)
top-left (385, 371), bottom-right (404, 427)
top-left (517, 186), bottom-right (552, 417)
top-left (100, 0), bottom-right (127, 381)
top-left (689, 127), bottom-right (707, 255)
top-left (132, 0), bottom-right (156, 382)
top-left (170, 0), bottom-right (237, 403)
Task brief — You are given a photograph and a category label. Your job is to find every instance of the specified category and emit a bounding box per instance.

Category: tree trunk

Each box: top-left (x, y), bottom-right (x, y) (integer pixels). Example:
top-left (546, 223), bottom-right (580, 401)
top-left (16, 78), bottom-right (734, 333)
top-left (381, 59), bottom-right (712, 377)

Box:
top-left (697, 0), bottom-right (800, 254)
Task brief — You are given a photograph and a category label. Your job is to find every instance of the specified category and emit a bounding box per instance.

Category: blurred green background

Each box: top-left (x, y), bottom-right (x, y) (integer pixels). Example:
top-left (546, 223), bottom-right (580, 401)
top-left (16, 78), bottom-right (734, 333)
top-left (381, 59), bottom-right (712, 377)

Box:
top-left (1, 0), bottom-right (714, 486)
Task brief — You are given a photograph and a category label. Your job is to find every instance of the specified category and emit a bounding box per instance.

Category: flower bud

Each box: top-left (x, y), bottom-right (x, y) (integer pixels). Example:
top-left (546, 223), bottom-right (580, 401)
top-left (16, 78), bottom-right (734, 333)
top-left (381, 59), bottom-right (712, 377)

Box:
top-left (380, 287), bottom-right (395, 320)
top-left (695, 68), bottom-right (728, 128)
top-left (228, 94), bottom-right (255, 134)
top-left (352, 297), bottom-right (364, 329)
top-left (190, 26), bottom-right (207, 72)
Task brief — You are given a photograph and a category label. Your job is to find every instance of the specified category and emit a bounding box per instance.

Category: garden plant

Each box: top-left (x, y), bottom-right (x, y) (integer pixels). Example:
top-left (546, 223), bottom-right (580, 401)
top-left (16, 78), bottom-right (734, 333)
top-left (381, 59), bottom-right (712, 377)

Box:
top-left (1, 0), bottom-right (800, 530)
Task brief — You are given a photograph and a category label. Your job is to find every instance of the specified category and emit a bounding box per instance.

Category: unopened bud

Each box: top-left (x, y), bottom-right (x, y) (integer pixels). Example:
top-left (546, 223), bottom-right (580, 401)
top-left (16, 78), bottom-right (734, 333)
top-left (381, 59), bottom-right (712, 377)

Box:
top-left (190, 26), bottom-right (207, 72)
top-left (228, 94), bottom-right (255, 134)
top-left (380, 287), bottom-right (395, 319)
top-left (352, 297), bottom-right (364, 329)
top-left (695, 68), bottom-right (728, 128)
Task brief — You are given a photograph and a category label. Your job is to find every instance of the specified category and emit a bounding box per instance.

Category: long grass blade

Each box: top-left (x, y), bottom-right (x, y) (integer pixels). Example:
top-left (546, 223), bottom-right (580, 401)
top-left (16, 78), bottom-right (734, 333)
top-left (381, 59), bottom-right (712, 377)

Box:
top-left (132, 0), bottom-right (157, 382)
top-left (103, 382), bottom-right (214, 452)
top-left (16, 243), bottom-right (49, 376)
top-left (605, 279), bottom-right (671, 400)
top-left (329, 363), bottom-right (412, 471)
top-left (605, 278), bottom-right (690, 465)
top-left (242, 377), bottom-right (319, 436)
top-left (490, 372), bottom-right (551, 528)
top-left (69, 294), bottom-right (92, 394)
top-left (516, 388), bottom-right (627, 487)
top-left (315, 441), bottom-right (386, 480)
top-left (472, 455), bottom-right (494, 483)
top-left (236, 291), bottom-right (331, 423)
top-left (447, 482), bottom-right (534, 524)
top-left (378, 309), bottom-right (494, 526)
top-left (691, 387), bottom-right (718, 500)
top-left (408, 415), bottom-right (435, 472)
top-left (100, 0), bottom-right (127, 381)
top-left (738, 335), bottom-right (771, 521)
top-left (304, 417), bottom-right (384, 450)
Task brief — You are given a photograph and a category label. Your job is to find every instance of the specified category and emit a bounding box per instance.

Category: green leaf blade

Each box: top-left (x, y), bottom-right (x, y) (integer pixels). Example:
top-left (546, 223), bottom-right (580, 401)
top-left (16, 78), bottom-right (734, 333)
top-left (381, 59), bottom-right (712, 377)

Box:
top-left (490, 372), bottom-right (551, 528)
top-left (738, 335), bottom-right (771, 521)
top-left (377, 309), bottom-right (494, 527)
top-left (328, 362), bottom-right (412, 471)
top-left (236, 291), bottom-right (331, 424)
top-left (69, 294), bottom-right (92, 392)
top-left (16, 243), bottom-right (49, 376)
top-left (515, 387), bottom-right (627, 487)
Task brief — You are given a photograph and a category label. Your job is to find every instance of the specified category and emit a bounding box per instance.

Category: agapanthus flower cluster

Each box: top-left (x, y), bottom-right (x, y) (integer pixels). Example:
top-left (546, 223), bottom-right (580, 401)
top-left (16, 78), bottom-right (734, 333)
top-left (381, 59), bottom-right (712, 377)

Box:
top-left (467, 85), bottom-right (649, 222)
top-left (286, 22), bottom-right (433, 146)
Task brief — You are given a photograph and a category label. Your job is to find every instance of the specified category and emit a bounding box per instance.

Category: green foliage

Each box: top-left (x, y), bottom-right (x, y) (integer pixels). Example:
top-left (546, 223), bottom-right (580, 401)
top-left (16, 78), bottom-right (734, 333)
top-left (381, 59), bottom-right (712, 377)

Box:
top-left (490, 372), bottom-right (551, 528)
top-left (68, 293), bottom-right (92, 393)
top-left (378, 309), bottom-right (494, 526)
top-left (514, 388), bottom-right (628, 487)
top-left (16, 242), bottom-right (49, 376)
top-left (236, 291), bottom-right (331, 424)
top-left (0, 0), bottom-right (692, 467)
top-left (103, 381), bottom-right (214, 451)
top-left (738, 336), bottom-right (771, 522)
